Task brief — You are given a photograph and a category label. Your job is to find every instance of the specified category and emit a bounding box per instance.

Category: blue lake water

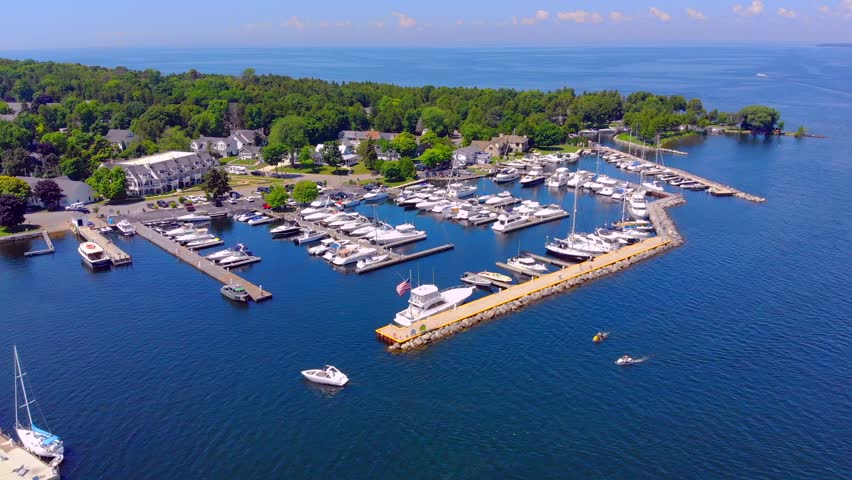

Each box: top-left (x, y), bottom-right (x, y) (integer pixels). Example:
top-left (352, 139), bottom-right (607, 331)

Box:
top-left (2, 46), bottom-right (851, 479)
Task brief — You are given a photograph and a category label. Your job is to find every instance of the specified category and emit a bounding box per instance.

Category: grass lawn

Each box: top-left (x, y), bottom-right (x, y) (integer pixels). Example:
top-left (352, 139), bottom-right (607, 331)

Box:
top-left (660, 131), bottom-right (698, 148)
top-left (359, 177), bottom-right (412, 187)
top-left (349, 163), bottom-right (373, 175)
top-left (535, 144), bottom-right (583, 153)
top-left (280, 166), bottom-right (338, 175)
top-left (0, 225), bottom-right (39, 236)
top-left (230, 158), bottom-right (261, 166)
top-left (615, 134), bottom-right (656, 147)
top-left (218, 156), bottom-right (236, 165)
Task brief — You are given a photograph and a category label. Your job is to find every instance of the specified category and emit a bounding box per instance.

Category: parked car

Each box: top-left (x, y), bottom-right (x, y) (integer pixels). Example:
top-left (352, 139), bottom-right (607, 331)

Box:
top-left (250, 170), bottom-right (263, 176)
top-left (256, 186), bottom-right (271, 194)
top-left (244, 196), bottom-right (256, 202)
top-left (156, 200), bottom-right (169, 208)
top-left (146, 203), bottom-right (155, 209)
top-left (226, 198), bottom-right (237, 205)
top-left (184, 204), bottom-right (196, 212)
top-left (262, 203), bottom-right (271, 209)
top-left (65, 202), bottom-right (84, 211)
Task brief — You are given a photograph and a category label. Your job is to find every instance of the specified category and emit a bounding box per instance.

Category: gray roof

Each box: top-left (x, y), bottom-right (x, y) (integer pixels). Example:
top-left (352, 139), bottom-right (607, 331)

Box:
top-left (105, 129), bottom-right (137, 145)
top-left (231, 129), bottom-right (264, 145)
top-left (17, 175), bottom-right (96, 204)
top-left (239, 145), bottom-right (261, 154)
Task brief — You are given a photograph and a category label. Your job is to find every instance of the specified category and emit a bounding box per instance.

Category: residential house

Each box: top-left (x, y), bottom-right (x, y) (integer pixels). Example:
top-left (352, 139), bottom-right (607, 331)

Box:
top-left (315, 143), bottom-right (359, 166)
top-left (338, 130), bottom-right (399, 147)
top-left (105, 129), bottom-right (138, 151)
top-left (377, 147), bottom-right (400, 161)
top-left (190, 136), bottom-right (238, 157)
top-left (17, 175), bottom-right (96, 208)
top-left (452, 145), bottom-right (491, 168)
top-left (238, 145), bottom-right (262, 160)
top-left (230, 129), bottom-right (265, 150)
top-left (110, 151), bottom-right (218, 196)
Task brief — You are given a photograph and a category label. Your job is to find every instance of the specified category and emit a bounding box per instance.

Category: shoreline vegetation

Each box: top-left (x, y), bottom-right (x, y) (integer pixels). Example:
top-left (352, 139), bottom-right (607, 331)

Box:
top-left (0, 57), bottom-right (794, 228)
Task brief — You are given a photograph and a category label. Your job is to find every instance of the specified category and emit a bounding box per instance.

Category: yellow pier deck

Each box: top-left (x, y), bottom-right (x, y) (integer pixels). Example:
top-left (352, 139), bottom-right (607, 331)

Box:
top-left (70, 220), bottom-right (132, 265)
top-left (0, 432), bottom-right (59, 480)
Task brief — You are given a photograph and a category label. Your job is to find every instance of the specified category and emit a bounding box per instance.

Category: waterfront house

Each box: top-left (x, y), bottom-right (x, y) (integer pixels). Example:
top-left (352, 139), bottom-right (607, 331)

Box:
top-left (489, 134), bottom-right (529, 155)
top-left (315, 143), bottom-right (359, 166)
top-left (111, 151), bottom-right (217, 196)
top-left (452, 145), bottom-right (491, 168)
top-left (18, 175), bottom-right (96, 208)
top-left (338, 130), bottom-right (399, 146)
top-left (105, 129), bottom-right (138, 151)
top-left (230, 129), bottom-right (265, 150)
top-left (238, 146), bottom-right (261, 160)
top-left (190, 136), bottom-right (238, 157)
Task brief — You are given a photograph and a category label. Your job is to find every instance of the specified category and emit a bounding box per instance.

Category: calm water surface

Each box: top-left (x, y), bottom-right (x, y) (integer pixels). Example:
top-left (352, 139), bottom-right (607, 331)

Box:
top-left (2, 46), bottom-right (850, 479)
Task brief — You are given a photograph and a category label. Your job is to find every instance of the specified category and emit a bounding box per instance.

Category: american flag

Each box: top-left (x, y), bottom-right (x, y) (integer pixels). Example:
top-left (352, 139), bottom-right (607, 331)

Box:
top-left (396, 278), bottom-right (411, 296)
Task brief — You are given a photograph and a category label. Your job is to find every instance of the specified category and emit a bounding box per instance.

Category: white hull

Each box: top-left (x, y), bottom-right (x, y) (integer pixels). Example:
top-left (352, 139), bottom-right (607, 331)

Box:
top-left (16, 427), bottom-right (63, 459)
top-left (393, 286), bottom-right (474, 326)
top-left (332, 246), bottom-right (378, 265)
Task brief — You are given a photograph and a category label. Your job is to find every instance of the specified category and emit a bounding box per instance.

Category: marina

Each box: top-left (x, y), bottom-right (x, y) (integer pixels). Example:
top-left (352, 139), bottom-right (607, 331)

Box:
top-left (68, 219), bottom-right (132, 266)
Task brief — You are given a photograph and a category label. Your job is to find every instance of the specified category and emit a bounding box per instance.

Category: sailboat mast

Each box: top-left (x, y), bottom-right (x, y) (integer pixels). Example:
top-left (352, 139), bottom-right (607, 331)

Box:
top-left (569, 183), bottom-right (579, 247)
top-left (14, 346), bottom-right (34, 429)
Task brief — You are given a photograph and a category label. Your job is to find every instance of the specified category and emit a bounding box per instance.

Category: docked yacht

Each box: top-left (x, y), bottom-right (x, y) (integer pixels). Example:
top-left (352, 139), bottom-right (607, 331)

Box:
top-left (372, 224), bottom-right (425, 245)
top-left (326, 213), bottom-right (359, 228)
top-left (218, 251), bottom-right (258, 267)
top-left (448, 184), bottom-right (477, 198)
top-left (545, 234), bottom-right (616, 261)
top-left (247, 214), bottom-right (274, 226)
top-left (392, 284), bottom-right (475, 327)
top-left (301, 365), bottom-right (349, 387)
top-left (185, 236), bottom-right (223, 250)
top-left (566, 170), bottom-right (590, 188)
top-left (308, 238), bottom-right (338, 256)
top-left (485, 191), bottom-right (514, 206)
top-left (339, 217), bottom-right (372, 233)
top-left (303, 209), bottom-right (335, 222)
top-left (220, 283), bottom-right (250, 302)
top-left (115, 219), bottom-right (136, 236)
top-left (331, 245), bottom-right (378, 266)
top-left (270, 222), bottom-right (301, 237)
top-left (599, 186), bottom-right (615, 196)
top-left (545, 168), bottom-right (570, 188)
top-left (363, 188), bottom-right (389, 202)
top-left (515, 200), bottom-right (541, 214)
top-left (235, 211), bottom-right (263, 222)
top-left (492, 212), bottom-right (530, 232)
top-left (309, 196), bottom-right (331, 208)
top-left (533, 204), bottom-right (567, 219)
top-left (468, 210), bottom-right (498, 223)
top-left (176, 213), bottom-right (212, 223)
top-left (494, 168), bottom-right (521, 183)
top-left (294, 229), bottom-right (327, 245)
top-left (355, 253), bottom-right (389, 270)
top-left (626, 194), bottom-right (649, 219)
top-left (478, 271), bottom-right (512, 283)
top-left (519, 166), bottom-right (546, 186)
top-left (175, 230), bottom-right (214, 244)
top-left (164, 223), bottom-right (200, 237)
top-left (429, 199), bottom-right (454, 214)
top-left (642, 180), bottom-right (665, 193)
top-left (507, 256), bottom-right (549, 275)
top-left (78, 241), bottom-right (110, 268)
top-left (206, 244), bottom-right (251, 262)
top-left (351, 222), bottom-right (392, 238)
top-left (322, 240), bottom-right (353, 261)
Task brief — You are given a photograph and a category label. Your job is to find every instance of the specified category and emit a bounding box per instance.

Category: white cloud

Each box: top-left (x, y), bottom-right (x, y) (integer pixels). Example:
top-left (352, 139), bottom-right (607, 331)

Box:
top-left (282, 16), bottom-right (305, 30)
top-left (609, 11), bottom-right (632, 23)
top-left (777, 8), bottom-right (797, 18)
top-left (392, 11), bottom-right (417, 28)
top-left (733, 1), bottom-right (765, 17)
top-left (649, 7), bottom-right (672, 22)
top-left (686, 8), bottom-right (707, 20)
top-left (556, 10), bottom-right (604, 24)
top-left (535, 10), bottom-right (550, 21)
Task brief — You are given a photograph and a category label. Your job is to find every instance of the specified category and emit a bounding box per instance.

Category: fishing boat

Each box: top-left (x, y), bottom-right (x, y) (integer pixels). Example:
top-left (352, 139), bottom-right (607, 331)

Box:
top-left (460, 272), bottom-right (492, 287)
top-left (393, 284), bottom-right (475, 327)
top-left (493, 167), bottom-right (521, 183)
top-left (115, 219), bottom-right (136, 236)
top-left (270, 223), bottom-right (301, 237)
top-left (77, 242), bottom-right (110, 268)
top-left (301, 365), bottom-right (349, 387)
top-left (220, 283), bottom-right (250, 302)
top-left (206, 244), bottom-right (251, 262)
top-left (13, 346), bottom-right (64, 465)
top-left (478, 271), bottom-right (512, 283)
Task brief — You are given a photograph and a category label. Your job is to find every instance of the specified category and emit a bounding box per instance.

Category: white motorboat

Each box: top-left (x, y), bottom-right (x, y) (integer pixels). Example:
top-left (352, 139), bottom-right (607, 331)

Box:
top-left (331, 245), bottom-right (378, 266)
top-left (176, 213), bottom-right (211, 222)
top-left (515, 200), bottom-right (541, 214)
top-left (206, 243), bottom-right (251, 261)
top-left (77, 242), bottom-right (110, 268)
top-left (519, 167), bottom-right (546, 186)
top-left (310, 195), bottom-right (331, 208)
top-left (485, 191), bottom-right (514, 206)
top-left (507, 256), bottom-right (548, 275)
top-left (326, 213), bottom-right (359, 228)
top-left (363, 189), bottom-right (389, 202)
top-left (545, 233), bottom-right (616, 261)
top-left (372, 224), bottom-right (425, 245)
top-left (598, 175), bottom-right (618, 188)
top-left (477, 194), bottom-right (493, 204)
top-left (218, 251), bottom-right (257, 267)
top-left (460, 272), bottom-right (492, 287)
top-left (400, 194), bottom-right (426, 207)
top-left (340, 217), bottom-right (372, 233)
top-left (492, 212), bottom-right (530, 232)
top-left (301, 365), bottom-right (349, 387)
top-left (220, 283), bottom-right (250, 302)
top-left (175, 231), bottom-right (214, 244)
top-left (322, 240), bottom-right (353, 261)
top-left (247, 214), bottom-right (274, 226)
top-left (393, 284), bottom-right (475, 326)
top-left (294, 229), bottom-right (327, 244)
top-left (13, 346), bottom-right (64, 465)
top-left (115, 219), bottom-right (136, 236)
top-left (599, 186), bottom-right (615, 196)
top-left (494, 167), bottom-right (521, 183)
top-left (270, 223), bottom-right (301, 237)
top-left (502, 160), bottom-right (528, 168)
top-left (303, 209), bottom-right (335, 222)
top-left (448, 184), bottom-right (477, 198)
top-left (429, 199), bottom-right (454, 214)
top-left (533, 204), bottom-right (566, 219)
top-left (478, 271), bottom-right (512, 283)
top-left (321, 212), bottom-right (353, 226)
top-left (356, 254), bottom-right (389, 270)
top-left (565, 171), bottom-right (590, 188)
top-left (235, 211), bottom-right (262, 222)
top-left (626, 194), bottom-right (649, 219)
top-left (405, 183), bottom-right (427, 191)
top-left (185, 236), bottom-right (223, 249)
top-left (545, 169), bottom-right (569, 188)
top-left (351, 222), bottom-right (392, 238)
top-left (164, 223), bottom-right (200, 237)
top-left (308, 238), bottom-right (338, 256)
top-left (468, 210), bottom-right (498, 222)
top-left (615, 355), bottom-right (647, 366)
top-left (415, 198), bottom-right (443, 210)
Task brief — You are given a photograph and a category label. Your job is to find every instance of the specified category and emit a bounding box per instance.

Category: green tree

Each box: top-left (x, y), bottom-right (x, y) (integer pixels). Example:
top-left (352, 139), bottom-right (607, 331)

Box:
top-left (158, 126), bottom-right (191, 151)
top-left (269, 115), bottom-right (309, 150)
top-left (262, 143), bottom-right (288, 164)
top-left (40, 132), bottom-right (69, 155)
top-left (292, 180), bottom-right (318, 204)
top-left (357, 138), bottom-right (378, 170)
top-left (263, 185), bottom-right (289, 209)
top-left (33, 179), bottom-right (63, 209)
top-left (419, 144), bottom-right (453, 168)
top-left (389, 131), bottom-right (417, 157)
top-left (0, 121), bottom-right (32, 151)
top-left (0, 101), bottom-right (11, 115)
top-left (421, 106), bottom-right (453, 136)
top-left (533, 122), bottom-right (563, 147)
top-left (1, 148), bottom-right (33, 176)
top-left (321, 141), bottom-right (343, 169)
top-left (737, 105), bottom-right (781, 133)
top-left (398, 157), bottom-right (416, 179)
top-left (296, 145), bottom-right (315, 171)
top-left (60, 157), bottom-right (89, 181)
top-left (202, 168), bottom-right (230, 199)
top-left (794, 126), bottom-right (807, 138)
top-left (87, 166), bottom-right (128, 201)
top-left (381, 161), bottom-right (403, 182)
top-left (0, 176), bottom-right (32, 199)
top-left (0, 195), bottom-right (26, 227)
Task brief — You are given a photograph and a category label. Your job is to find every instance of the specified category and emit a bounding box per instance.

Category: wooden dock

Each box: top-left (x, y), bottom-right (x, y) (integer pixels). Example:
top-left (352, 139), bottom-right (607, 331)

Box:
top-left (134, 222), bottom-right (272, 302)
top-left (520, 251), bottom-right (574, 268)
top-left (594, 146), bottom-right (766, 202)
top-left (357, 244), bottom-right (455, 274)
top-left (24, 231), bottom-right (55, 257)
top-left (0, 432), bottom-right (59, 480)
top-left (493, 211), bottom-right (569, 233)
top-left (70, 220), bottom-right (133, 265)
top-left (495, 261), bottom-right (544, 277)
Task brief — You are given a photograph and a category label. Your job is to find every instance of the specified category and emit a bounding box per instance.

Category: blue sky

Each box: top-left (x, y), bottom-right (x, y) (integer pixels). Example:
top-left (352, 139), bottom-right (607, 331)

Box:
top-left (2, 0), bottom-right (851, 49)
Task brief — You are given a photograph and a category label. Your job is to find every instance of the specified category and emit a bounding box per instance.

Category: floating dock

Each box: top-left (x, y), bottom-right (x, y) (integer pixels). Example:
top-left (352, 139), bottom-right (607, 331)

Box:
top-left (0, 432), bottom-right (59, 480)
top-left (24, 231), bottom-right (55, 257)
top-left (493, 211), bottom-right (569, 233)
top-left (69, 220), bottom-right (132, 265)
top-left (594, 146), bottom-right (766, 202)
top-left (495, 261), bottom-right (544, 277)
top-left (135, 222), bottom-right (272, 302)
top-left (356, 244), bottom-right (455, 274)
top-left (376, 195), bottom-right (686, 351)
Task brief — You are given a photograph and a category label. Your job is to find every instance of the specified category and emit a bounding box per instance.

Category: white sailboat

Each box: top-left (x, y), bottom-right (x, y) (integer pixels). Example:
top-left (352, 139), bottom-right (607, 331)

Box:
top-left (13, 346), bottom-right (64, 466)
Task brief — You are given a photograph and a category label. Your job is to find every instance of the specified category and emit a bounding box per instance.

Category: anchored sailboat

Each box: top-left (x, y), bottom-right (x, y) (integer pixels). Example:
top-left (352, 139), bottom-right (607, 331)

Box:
top-left (14, 345), bottom-right (64, 465)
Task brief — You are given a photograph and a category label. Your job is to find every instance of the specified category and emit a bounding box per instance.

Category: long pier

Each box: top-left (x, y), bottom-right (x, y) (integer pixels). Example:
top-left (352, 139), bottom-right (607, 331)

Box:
top-left (0, 432), bottom-right (59, 480)
top-left (594, 146), bottom-right (766, 203)
top-left (134, 222), bottom-right (272, 301)
top-left (375, 195), bottom-right (687, 351)
top-left (70, 220), bottom-right (133, 265)
top-left (357, 244), bottom-right (455, 274)
top-left (493, 211), bottom-right (569, 233)
top-left (24, 231), bottom-right (55, 256)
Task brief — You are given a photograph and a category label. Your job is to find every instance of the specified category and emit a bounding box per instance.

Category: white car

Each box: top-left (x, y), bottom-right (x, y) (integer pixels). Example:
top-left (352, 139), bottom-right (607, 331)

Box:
top-left (244, 196), bottom-right (256, 202)
top-left (226, 198), bottom-right (237, 205)
top-left (65, 201), bottom-right (84, 211)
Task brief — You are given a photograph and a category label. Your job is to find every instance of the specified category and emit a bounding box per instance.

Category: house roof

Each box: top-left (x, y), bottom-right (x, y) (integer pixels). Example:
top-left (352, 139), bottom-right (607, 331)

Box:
top-left (231, 129), bottom-right (264, 145)
top-left (239, 145), bottom-right (261, 154)
top-left (105, 129), bottom-right (137, 145)
top-left (17, 175), bottom-right (95, 203)
top-left (115, 151), bottom-right (199, 166)
top-left (470, 140), bottom-right (492, 150)
top-left (339, 130), bottom-right (398, 141)
top-left (454, 145), bottom-right (487, 155)
top-left (492, 134), bottom-right (529, 144)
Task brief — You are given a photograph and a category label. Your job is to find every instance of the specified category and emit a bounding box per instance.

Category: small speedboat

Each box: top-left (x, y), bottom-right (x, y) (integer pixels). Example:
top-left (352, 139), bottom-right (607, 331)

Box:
top-left (356, 254), bottom-right (389, 270)
top-left (301, 365), bottom-right (349, 386)
top-left (477, 271), bottom-right (512, 283)
top-left (221, 284), bottom-right (250, 302)
top-left (206, 244), bottom-right (251, 261)
top-left (270, 223), bottom-right (301, 237)
top-left (115, 219), bottom-right (136, 236)
top-left (615, 355), bottom-right (647, 366)
top-left (593, 331), bottom-right (610, 343)
top-left (460, 272), bottom-right (492, 287)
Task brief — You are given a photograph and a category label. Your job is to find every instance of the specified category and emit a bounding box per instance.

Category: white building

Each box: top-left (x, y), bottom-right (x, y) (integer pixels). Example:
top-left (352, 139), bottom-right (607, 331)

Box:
top-left (112, 151), bottom-right (218, 196)
top-left (225, 165), bottom-right (248, 175)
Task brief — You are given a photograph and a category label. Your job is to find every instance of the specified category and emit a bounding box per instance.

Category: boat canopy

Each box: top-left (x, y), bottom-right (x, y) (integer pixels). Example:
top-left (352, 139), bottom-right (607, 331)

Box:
top-left (32, 424), bottom-right (60, 445)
